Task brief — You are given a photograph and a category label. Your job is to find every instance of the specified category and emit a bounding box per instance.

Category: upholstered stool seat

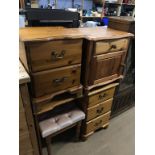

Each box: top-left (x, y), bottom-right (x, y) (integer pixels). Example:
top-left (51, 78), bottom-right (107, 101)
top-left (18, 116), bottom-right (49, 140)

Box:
top-left (39, 109), bottom-right (85, 138)
top-left (39, 108), bottom-right (85, 155)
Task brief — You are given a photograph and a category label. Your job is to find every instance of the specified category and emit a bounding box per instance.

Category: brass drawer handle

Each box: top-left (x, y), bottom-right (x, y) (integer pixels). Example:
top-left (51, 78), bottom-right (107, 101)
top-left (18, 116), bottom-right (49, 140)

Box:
top-left (96, 107), bottom-right (104, 114)
top-left (98, 93), bottom-right (107, 100)
top-left (52, 77), bottom-right (68, 85)
top-left (51, 50), bottom-right (66, 61)
top-left (94, 120), bottom-right (103, 127)
top-left (110, 44), bottom-right (117, 49)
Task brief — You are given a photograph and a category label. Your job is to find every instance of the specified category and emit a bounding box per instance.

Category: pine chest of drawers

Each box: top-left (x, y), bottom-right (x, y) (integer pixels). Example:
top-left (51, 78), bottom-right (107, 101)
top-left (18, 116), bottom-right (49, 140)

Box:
top-left (81, 83), bottom-right (118, 138)
top-left (20, 38), bottom-right (83, 99)
top-left (79, 27), bottom-right (133, 139)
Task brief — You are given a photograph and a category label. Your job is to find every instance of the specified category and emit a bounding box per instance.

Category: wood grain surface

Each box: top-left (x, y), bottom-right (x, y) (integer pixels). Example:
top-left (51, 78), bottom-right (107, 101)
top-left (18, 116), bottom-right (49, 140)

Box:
top-left (27, 39), bottom-right (83, 72)
top-left (19, 60), bottom-right (30, 84)
top-left (95, 38), bottom-right (129, 55)
top-left (85, 111), bottom-right (111, 134)
top-left (32, 64), bottom-right (81, 97)
top-left (88, 87), bottom-right (115, 107)
top-left (19, 27), bottom-right (134, 42)
top-left (20, 84), bottom-right (40, 155)
top-left (87, 98), bottom-right (113, 121)
top-left (108, 16), bottom-right (135, 24)
top-left (108, 16), bottom-right (135, 33)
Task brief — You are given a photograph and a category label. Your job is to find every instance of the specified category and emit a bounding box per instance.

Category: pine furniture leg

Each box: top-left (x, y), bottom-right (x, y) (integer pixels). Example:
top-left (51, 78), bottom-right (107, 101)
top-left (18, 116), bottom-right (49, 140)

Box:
top-left (45, 137), bottom-right (52, 155)
top-left (75, 121), bottom-right (82, 141)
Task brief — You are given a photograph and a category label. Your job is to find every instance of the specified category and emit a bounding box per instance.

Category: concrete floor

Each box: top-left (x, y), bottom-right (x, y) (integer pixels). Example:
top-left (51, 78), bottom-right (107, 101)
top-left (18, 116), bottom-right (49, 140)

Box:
top-left (42, 108), bottom-right (135, 155)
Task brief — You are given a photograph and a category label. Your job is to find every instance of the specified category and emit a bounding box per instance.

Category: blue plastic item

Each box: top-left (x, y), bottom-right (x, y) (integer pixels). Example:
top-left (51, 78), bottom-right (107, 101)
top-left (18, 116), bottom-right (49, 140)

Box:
top-left (102, 17), bottom-right (109, 26)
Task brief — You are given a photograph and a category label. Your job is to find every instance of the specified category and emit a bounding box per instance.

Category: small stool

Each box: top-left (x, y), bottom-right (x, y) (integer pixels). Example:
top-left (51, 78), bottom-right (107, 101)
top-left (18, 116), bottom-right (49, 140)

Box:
top-left (39, 108), bottom-right (85, 155)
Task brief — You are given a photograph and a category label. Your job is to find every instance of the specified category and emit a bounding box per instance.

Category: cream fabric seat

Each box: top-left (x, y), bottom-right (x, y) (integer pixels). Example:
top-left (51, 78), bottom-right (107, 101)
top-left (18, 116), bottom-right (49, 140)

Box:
top-left (39, 108), bottom-right (85, 138)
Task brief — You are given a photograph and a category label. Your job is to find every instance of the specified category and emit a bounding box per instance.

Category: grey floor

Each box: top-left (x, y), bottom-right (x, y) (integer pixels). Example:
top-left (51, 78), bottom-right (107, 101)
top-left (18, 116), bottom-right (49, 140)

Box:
top-left (42, 107), bottom-right (135, 155)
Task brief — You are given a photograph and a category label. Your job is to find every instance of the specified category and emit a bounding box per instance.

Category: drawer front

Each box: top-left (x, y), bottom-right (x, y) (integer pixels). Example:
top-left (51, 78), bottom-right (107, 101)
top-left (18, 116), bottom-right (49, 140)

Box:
top-left (87, 98), bottom-right (113, 121)
top-left (85, 111), bottom-right (111, 134)
top-left (32, 65), bottom-right (81, 97)
top-left (95, 38), bottom-right (129, 55)
top-left (88, 87), bottom-right (115, 107)
top-left (28, 39), bottom-right (82, 72)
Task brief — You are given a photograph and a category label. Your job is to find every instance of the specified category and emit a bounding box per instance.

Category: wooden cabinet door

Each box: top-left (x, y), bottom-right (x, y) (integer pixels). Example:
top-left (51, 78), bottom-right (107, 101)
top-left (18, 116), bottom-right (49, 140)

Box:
top-left (89, 51), bottom-right (126, 85)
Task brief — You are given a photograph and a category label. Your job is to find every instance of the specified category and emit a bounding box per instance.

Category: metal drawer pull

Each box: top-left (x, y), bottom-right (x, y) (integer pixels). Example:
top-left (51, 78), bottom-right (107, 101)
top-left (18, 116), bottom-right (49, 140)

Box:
top-left (99, 93), bottom-right (107, 100)
top-left (51, 50), bottom-right (66, 61)
top-left (96, 107), bottom-right (104, 114)
top-left (52, 77), bottom-right (68, 85)
top-left (94, 120), bottom-right (103, 127)
top-left (110, 44), bottom-right (117, 49)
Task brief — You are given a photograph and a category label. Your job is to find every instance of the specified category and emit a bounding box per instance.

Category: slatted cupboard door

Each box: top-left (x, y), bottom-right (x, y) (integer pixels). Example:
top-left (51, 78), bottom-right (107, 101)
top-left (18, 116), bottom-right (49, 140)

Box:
top-left (89, 51), bottom-right (126, 85)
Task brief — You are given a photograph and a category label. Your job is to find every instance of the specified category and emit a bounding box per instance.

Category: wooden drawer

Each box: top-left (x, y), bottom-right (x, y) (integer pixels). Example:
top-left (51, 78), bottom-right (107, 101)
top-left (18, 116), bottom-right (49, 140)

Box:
top-left (95, 38), bottom-right (129, 55)
top-left (87, 98), bottom-right (113, 121)
top-left (28, 39), bottom-right (83, 72)
top-left (32, 64), bottom-right (81, 97)
top-left (88, 83), bottom-right (117, 108)
top-left (85, 111), bottom-right (111, 134)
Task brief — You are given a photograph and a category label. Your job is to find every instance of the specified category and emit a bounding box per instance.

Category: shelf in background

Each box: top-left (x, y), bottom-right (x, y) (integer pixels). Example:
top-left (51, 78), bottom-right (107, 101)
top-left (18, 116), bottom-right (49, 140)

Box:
top-left (104, 2), bottom-right (135, 6)
top-left (105, 2), bottom-right (122, 5)
top-left (81, 16), bottom-right (101, 18)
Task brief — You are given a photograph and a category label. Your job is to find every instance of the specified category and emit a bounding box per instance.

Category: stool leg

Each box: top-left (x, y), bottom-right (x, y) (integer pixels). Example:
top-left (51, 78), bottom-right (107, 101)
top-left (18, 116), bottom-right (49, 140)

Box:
top-left (45, 137), bottom-right (52, 155)
top-left (75, 121), bottom-right (82, 141)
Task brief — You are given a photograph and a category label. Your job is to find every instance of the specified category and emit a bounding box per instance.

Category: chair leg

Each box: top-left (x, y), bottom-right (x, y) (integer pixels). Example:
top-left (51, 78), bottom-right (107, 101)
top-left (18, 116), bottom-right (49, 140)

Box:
top-left (45, 137), bottom-right (52, 155)
top-left (75, 121), bottom-right (82, 141)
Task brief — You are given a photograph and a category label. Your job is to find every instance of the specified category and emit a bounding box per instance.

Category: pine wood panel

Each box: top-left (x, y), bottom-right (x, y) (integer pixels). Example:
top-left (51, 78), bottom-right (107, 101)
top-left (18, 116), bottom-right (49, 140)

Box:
top-left (19, 91), bottom-right (24, 113)
top-left (95, 55), bottom-right (122, 79)
top-left (19, 60), bottom-right (30, 84)
top-left (95, 38), bottom-right (129, 55)
top-left (19, 27), bottom-right (133, 42)
top-left (19, 42), bottom-right (29, 72)
top-left (87, 98), bottom-right (113, 121)
top-left (19, 133), bottom-right (33, 155)
top-left (33, 94), bottom-right (75, 115)
top-left (88, 51), bottom-right (126, 85)
top-left (19, 90), bottom-right (33, 155)
top-left (28, 39), bottom-right (83, 72)
top-left (20, 85), bottom-right (40, 155)
top-left (19, 111), bottom-right (30, 135)
top-left (32, 65), bottom-right (81, 97)
top-left (85, 111), bottom-right (111, 134)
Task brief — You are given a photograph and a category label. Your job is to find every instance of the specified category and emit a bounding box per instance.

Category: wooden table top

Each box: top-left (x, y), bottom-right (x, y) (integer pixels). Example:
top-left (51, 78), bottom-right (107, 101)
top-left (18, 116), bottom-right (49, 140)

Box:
top-left (19, 27), bottom-right (134, 42)
top-left (19, 60), bottom-right (30, 84)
